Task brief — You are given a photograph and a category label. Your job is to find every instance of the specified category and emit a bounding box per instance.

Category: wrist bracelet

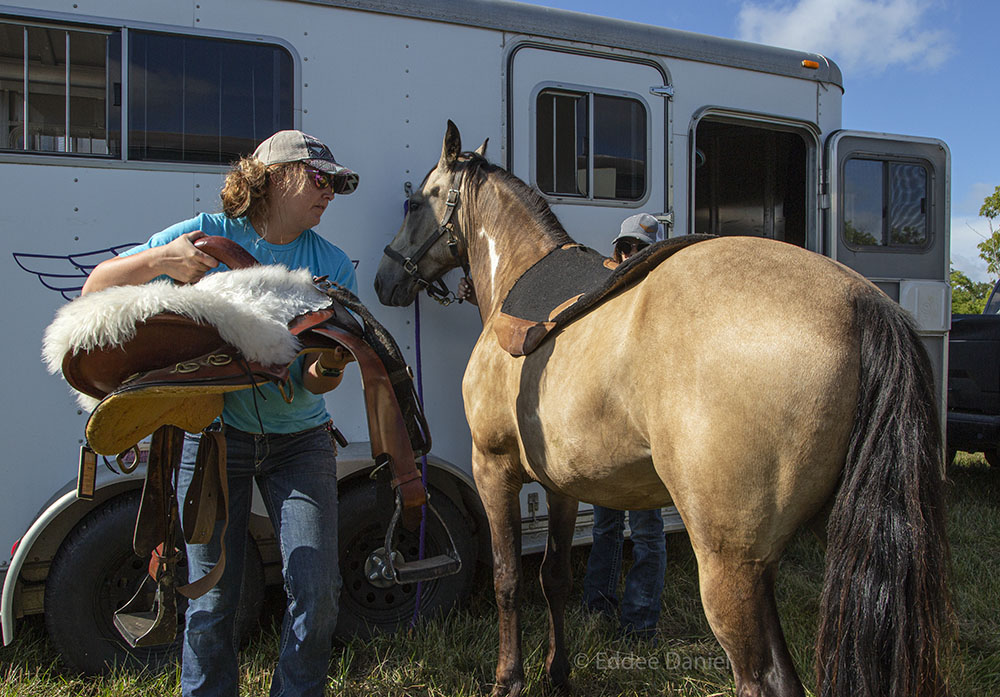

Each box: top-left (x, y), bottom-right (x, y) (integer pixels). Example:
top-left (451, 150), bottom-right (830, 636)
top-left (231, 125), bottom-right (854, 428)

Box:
top-left (317, 360), bottom-right (343, 378)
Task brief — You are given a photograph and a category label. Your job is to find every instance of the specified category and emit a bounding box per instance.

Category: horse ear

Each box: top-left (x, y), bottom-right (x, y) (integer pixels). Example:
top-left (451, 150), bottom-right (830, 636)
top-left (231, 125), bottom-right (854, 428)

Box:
top-left (474, 138), bottom-right (489, 157)
top-left (441, 120), bottom-right (462, 168)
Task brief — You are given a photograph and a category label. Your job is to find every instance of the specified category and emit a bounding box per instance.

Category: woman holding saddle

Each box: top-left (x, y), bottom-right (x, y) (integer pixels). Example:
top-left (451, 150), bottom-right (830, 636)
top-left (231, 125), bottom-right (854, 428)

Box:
top-left (83, 130), bottom-right (359, 697)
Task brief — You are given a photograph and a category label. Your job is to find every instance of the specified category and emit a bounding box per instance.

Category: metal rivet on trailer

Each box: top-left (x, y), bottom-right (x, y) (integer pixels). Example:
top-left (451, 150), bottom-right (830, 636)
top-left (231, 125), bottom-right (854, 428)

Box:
top-left (304, 83), bottom-right (309, 88)
top-left (304, 57), bottom-right (308, 62)
top-left (74, 236), bottom-right (79, 241)
top-left (73, 178), bottom-right (78, 183)
top-left (195, 198), bottom-right (200, 202)
top-left (74, 207), bottom-right (78, 212)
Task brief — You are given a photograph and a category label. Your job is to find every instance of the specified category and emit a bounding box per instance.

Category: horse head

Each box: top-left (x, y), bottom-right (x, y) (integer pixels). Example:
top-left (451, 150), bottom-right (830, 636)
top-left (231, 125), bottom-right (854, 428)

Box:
top-left (375, 121), bottom-right (486, 307)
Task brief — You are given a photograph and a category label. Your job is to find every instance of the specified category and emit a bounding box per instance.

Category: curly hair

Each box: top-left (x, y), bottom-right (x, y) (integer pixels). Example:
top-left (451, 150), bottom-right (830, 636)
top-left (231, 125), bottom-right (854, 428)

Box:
top-left (220, 157), bottom-right (309, 227)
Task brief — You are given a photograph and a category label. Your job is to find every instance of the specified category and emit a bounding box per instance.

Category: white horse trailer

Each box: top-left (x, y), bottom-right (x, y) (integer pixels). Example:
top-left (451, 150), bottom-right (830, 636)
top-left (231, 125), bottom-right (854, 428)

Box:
top-left (0, 0), bottom-right (949, 671)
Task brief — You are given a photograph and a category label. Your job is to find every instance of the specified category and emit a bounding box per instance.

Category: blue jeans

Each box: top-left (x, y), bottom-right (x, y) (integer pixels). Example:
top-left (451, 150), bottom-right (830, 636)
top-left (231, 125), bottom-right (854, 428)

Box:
top-left (177, 424), bottom-right (341, 697)
top-left (582, 506), bottom-right (666, 635)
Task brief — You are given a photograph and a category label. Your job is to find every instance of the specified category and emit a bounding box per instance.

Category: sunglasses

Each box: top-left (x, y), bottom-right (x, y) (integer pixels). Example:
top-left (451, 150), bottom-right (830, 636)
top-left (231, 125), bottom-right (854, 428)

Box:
top-left (306, 167), bottom-right (343, 193)
top-left (616, 239), bottom-right (648, 256)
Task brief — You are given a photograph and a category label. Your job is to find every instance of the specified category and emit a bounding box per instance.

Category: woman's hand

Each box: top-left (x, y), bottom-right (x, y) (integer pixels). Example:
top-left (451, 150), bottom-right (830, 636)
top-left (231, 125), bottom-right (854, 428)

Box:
top-left (321, 345), bottom-right (355, 368)
top-left (156, 231), bottom-right (219, 284)
top-left (303, 345), bottom-right (356, 394)
top-left (458, 277), bottom-right (478, 306)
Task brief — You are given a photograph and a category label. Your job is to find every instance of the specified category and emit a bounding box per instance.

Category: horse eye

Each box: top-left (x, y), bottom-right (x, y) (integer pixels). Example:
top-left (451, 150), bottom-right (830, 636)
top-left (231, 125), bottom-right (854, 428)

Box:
top-left (409, 200), bottom-right (421, 212)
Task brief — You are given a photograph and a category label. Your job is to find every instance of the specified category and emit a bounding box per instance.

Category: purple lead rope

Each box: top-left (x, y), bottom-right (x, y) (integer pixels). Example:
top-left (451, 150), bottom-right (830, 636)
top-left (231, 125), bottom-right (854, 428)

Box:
top-left (409, 294), bottom-right (429, 628)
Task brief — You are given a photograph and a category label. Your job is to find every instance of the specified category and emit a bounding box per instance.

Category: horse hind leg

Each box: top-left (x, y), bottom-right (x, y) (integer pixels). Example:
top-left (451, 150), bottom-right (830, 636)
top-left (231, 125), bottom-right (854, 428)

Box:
top-left (694, 549), bottom-right (804, 697)
top-left (538, 490), bottom-right (578, 691)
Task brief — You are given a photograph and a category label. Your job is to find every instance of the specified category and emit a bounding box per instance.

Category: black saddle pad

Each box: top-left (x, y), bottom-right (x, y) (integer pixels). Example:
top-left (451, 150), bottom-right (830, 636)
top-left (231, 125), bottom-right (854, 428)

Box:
top-left (499, 244), bottom-right (613, 323)
top-left (495, 235), bottom-right (715, 356)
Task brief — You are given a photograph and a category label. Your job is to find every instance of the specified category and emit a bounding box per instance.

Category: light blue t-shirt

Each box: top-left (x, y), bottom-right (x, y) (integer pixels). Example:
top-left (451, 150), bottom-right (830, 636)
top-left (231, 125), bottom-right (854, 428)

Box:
top-left (121, 212), bottom-right (357, 434)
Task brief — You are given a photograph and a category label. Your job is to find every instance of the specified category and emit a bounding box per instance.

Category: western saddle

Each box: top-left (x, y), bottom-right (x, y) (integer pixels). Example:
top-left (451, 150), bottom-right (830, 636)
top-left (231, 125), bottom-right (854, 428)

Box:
top-left (46, 236), bottom-right (461, 648)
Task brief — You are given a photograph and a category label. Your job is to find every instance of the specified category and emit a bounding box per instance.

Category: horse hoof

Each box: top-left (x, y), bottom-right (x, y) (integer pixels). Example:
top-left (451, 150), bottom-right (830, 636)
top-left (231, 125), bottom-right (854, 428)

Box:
top-left (490, 682), bottom-right (525, 697)
top-left (546, 658), bottom-right (572, 691)
top-left (549, 678), bottom-right (573, 695)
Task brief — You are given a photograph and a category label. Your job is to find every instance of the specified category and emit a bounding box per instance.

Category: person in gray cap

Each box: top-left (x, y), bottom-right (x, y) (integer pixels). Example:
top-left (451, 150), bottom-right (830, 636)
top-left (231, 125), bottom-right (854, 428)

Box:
top-left (83, 130), bottom-right (359, 697)
top-left (582, 212), bottom-right (667, 642)
top-left (611, 212), bottom-right (660, 264)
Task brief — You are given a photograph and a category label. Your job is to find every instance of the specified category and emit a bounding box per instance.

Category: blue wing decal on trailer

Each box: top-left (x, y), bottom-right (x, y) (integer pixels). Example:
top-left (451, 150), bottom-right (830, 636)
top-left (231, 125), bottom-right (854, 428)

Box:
top-left (13, 244), bottom-right (140, 300)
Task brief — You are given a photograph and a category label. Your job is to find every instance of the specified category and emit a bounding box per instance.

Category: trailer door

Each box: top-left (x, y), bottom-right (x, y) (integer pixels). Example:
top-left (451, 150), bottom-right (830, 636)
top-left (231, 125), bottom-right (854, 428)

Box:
top-left (826, 131), bottom-right (950, 411)
top-left (508, 45), bottom-right (669, 250)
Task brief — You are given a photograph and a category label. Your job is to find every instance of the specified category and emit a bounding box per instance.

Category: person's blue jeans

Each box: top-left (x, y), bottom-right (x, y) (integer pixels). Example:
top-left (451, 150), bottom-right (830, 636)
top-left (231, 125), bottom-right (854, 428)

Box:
top-left (582, 505), bottom-right (666, 636)
top-left (176, 424), bottom-right (341, 697)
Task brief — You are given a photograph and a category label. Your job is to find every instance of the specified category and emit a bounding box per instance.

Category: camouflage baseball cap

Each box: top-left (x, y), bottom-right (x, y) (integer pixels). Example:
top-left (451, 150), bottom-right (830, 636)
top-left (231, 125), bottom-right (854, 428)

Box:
top-left (253, 130), bottom-right (359, 195)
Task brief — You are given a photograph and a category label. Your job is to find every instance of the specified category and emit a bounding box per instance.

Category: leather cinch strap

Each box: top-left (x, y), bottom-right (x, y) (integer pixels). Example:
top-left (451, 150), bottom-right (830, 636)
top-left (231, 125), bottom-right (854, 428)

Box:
top-left (302, 321), bottom-right (427, 529)
top-left (178, 430), bottom-right (229, 599)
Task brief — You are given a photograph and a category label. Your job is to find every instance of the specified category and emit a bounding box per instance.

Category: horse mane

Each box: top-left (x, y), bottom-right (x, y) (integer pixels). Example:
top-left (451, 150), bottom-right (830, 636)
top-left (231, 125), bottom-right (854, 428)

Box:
top-left (461, 152), bottom-right (574, 247)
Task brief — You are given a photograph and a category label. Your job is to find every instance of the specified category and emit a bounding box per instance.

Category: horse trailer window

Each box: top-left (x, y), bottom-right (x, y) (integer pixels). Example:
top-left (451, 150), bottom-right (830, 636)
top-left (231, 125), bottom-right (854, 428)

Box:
top-left (128, 32), bottom-right (293, 164)
top-left (535, 89), bottom-right (646, 201)
top-left (843, 158), bottom-right (929, 249)
top-left (536, 91), bottom-right (588, 196)
top-left (593, 94), bottom-right (645, 200)
top-left (0, 19), bottom-right (120, 155)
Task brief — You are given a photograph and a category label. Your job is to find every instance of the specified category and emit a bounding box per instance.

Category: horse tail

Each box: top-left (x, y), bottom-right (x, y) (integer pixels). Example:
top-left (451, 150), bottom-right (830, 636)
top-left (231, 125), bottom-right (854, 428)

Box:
top-left (816, 290), bottom-right (951, 697)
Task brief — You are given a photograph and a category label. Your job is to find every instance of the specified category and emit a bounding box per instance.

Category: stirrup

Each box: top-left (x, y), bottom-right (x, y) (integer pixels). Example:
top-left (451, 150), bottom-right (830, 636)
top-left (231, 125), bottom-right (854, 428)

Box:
top-left (369, 491), bottom-right (462, 585)
top-left (113, 573), bottom-right (178, 648)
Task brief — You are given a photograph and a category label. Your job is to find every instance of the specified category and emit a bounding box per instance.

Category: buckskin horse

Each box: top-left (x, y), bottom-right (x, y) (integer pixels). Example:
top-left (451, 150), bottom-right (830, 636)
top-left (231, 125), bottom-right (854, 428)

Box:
top-left (374, 121), bottom-right (950, 697)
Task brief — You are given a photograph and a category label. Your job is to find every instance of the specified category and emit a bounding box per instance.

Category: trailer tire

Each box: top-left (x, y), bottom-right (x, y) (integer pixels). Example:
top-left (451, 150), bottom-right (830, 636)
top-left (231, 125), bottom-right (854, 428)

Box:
top-left (44, 490), bottom-right (264, 675)
top-left (334, 481), bottom-right (477, 639)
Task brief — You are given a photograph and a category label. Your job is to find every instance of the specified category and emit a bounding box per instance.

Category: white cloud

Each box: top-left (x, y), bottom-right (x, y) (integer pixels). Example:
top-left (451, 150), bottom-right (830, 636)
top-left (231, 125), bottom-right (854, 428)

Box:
top-left (736, 0), bottom-right (952, 75)
top-left (951, 215), bottom-right (992, 281)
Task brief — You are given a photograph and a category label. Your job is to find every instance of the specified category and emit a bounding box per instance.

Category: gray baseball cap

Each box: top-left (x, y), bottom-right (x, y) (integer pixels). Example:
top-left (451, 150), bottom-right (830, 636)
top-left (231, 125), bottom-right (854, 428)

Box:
top-left (253, 130), bottom-right (359, 194)
top-left (614, 213), bottom-right (660, 245)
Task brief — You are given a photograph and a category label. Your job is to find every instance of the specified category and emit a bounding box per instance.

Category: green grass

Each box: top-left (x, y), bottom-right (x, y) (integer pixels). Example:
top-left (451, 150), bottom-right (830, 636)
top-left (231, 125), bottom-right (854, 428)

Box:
top-left (2, 454), bottom-right (997, 696)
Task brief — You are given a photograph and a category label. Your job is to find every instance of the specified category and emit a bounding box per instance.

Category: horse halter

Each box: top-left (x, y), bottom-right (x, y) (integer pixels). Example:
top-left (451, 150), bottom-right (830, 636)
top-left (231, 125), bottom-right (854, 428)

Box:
top-left (383, 162), bottom-right (471, 306)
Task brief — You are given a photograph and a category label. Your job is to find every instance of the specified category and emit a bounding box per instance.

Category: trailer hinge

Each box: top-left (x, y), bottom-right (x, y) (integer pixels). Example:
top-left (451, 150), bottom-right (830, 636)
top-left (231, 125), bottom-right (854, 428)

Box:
top-left (655, 210), bottom-right (674, 229)
top-left (650, 85), bottom-right (674, 99)
top-left (527, 492), bottom-right (539, 522)
top-left (819, 193), bottom-right (831, 210)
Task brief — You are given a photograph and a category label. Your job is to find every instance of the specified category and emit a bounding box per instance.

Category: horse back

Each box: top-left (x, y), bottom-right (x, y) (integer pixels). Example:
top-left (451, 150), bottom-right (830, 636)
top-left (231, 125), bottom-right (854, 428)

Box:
top-left (466, 237), bottom-right (866, 518)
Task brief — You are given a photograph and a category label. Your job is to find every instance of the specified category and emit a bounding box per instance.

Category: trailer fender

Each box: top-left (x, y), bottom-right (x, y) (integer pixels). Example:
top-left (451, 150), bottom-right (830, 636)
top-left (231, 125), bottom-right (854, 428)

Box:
top-left (1, 470), bottom-right (144, 646)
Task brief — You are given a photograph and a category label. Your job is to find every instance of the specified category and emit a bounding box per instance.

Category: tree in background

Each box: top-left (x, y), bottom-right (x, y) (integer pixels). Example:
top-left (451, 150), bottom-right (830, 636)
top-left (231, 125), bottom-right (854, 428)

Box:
top-left (975, 185), bottom-right (1000, 276)
top-left (951, 268), bottom-right (992, 314)
top-left (951, 186), bottom-right (1000, 314)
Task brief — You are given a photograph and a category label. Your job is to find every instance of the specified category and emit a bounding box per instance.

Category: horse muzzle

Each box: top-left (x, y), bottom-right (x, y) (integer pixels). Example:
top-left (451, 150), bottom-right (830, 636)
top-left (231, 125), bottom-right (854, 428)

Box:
top-left (374, 257), bottom-right (419, 307)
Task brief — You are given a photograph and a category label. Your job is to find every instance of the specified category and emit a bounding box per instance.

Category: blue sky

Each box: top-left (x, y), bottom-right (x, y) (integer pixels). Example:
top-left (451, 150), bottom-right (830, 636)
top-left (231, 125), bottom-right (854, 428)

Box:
top-left (521, 0), bottom-right (999, 281)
